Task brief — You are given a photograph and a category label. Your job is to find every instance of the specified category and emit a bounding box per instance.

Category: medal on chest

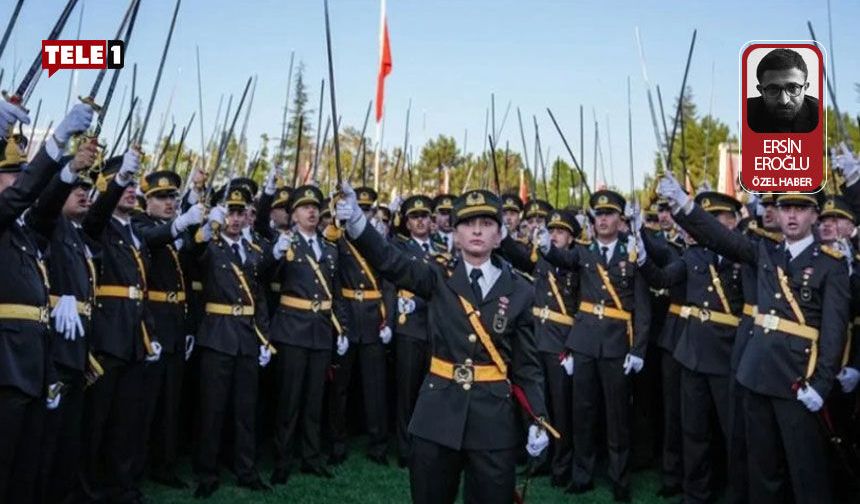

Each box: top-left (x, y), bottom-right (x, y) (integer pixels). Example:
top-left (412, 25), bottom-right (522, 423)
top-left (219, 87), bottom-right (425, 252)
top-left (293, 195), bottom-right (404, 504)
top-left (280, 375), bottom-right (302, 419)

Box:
top-left (493, 296), bottom-right (509, 333)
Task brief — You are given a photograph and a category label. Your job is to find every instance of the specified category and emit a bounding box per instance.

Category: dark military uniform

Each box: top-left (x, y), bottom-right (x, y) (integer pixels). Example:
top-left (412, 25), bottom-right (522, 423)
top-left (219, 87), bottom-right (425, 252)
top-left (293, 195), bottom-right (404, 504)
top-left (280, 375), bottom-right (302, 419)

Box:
top-left (268, 186), bottom-right (348, 480)
top-left (80, 158), bottom-right (158, 503)
top-left (191, 186), bottom-right (274, 493)
top-left (329, 186), bottom-right (394, 463)
top-left (674, 194), bottom-right (849, 504)
top-left (348, 189), bottom-right (546, 504)
top-left (542, 190), bottom-right (651, 497)
top-left (500, 209), bottom-right (580, 487)
top-left (0, 141), bottom-right (67, 503)
top-left (640, 192), bottom-right (745, 503)
top-left (431, 194), bottom-right (456, 253)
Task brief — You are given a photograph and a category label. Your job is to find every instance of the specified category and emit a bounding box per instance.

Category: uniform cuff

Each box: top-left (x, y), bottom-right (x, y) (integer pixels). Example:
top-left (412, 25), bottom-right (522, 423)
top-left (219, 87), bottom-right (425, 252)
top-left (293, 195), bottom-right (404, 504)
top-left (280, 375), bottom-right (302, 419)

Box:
top-left (59, 164), bottom-right (78, 184)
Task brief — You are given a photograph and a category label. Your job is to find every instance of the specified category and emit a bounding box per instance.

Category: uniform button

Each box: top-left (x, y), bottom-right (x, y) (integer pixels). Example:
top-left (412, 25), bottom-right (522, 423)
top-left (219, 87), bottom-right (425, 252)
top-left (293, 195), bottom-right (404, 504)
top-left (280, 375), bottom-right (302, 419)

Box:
top-left (601, 286), bottom-right (607, 290)
top-left (775, 293), bottom-right (782, 299)
top-left (804, 348), bottom-right (810, 354)
top-left (770, 309), bottom-right (776, 315)
top-left (462, 383), bottom-right (471, 391)
top-left (707, 286), bottom-right (713, 292)
top-left (703, 302), bottom-right (709, 307)
top-left (468, 334), bottom-right (477, 343)
top-left (360, 283), bottom-right (365, 288)
top-left (429, 383), bottom-right (434, 389)
top-left (465, 358), bottom-right (473, 365)
top-left (547, 292), bottom-right (552, 296)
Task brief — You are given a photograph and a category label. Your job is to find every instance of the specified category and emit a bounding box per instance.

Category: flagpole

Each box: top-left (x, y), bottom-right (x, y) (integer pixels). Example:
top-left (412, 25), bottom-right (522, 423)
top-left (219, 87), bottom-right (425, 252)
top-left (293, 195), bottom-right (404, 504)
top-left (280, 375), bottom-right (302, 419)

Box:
top-left (373, 0), bottom-right (387, 193)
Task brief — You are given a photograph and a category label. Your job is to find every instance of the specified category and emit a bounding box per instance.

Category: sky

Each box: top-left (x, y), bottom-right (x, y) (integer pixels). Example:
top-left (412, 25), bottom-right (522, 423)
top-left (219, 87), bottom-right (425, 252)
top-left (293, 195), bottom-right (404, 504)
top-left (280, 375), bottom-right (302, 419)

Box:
top-left (3, 0), bottom-right (860, 188)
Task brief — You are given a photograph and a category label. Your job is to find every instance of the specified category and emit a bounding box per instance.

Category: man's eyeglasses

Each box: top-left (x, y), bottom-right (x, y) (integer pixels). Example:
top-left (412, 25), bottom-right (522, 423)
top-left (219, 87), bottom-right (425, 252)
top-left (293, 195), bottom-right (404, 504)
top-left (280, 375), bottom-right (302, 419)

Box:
top-left (761, 83), bottom-right (804, 98)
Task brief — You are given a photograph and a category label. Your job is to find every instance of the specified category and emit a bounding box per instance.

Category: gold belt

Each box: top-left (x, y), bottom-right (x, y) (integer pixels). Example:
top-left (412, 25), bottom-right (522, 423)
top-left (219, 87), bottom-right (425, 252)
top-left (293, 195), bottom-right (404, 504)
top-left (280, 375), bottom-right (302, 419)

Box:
top-left (96, 285), bottom-right (143, 300)
top-left (341, 288), bottom-right (382, 301)
top-left (280, 295), bottom-right (332, 312)
top-left (668, 304), bottom-right (685, 316)
top-left (678, 306), bottom-right (740, 327)
top-left (204, 303), bottom-right (254, 316)
top-left (755, 313), bottom-right (818, 341)
top-left (532, 306), bottom-right (574, 326)
top-left (49, 295), bottom-right (92, 317)
top-left (743, 304), bottom-right (758, 317)
top-left (147, 291), bottom-right (187, 303)
top-left (429, 356), bottom-right (507, 388)
top-left (579, 301), bottom-right (631, 322)
top-left (0, 303), bottom-right (50, 324)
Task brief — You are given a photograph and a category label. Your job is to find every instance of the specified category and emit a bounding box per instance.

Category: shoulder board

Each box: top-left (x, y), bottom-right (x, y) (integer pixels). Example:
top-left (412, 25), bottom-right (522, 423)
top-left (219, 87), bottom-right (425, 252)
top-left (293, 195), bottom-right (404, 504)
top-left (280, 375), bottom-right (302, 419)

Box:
top-left (513, 268), bottom-right (535, 282)
top-left (575, 238), bottom-right (592, 246)
top-left (749, 227), bottom-right (782, 243)
top-left (247, 241), bottom-right (263, 254)
top-left (819, 245), bottom-right (844, 260)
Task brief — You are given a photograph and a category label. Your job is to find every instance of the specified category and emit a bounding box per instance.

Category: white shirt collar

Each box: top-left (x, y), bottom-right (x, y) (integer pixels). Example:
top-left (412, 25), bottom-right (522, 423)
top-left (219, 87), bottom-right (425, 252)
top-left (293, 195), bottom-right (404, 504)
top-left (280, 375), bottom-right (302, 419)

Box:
top-left (785, 234), bottom-right (815, 260)
top-left (412, 235), bottom-right (431, 248)
top-left (221, 233), bottom-right (243, 248)
top-left (596, 238), bottom-right (618, 262)
top-left (464, 258), bottom-right (502, 298)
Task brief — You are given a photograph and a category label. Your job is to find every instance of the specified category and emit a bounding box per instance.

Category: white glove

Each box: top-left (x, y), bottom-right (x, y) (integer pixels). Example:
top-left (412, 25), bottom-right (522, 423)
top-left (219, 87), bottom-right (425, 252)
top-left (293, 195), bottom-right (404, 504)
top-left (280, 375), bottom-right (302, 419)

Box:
top-left (46, 382), bottom-right (62, 410)
top-left (379, 326), bottom-right (392, 344)
top-left (837, 367), bottom-right (860, 393)
top-left (630, 234), bottom-right (647, 267)
top-left (835, 239), bottom-right (854, 275)
top-left (629, 203), bottom-right (643, 233)
top-left (526, 424), bottom-right (549, 457)
top-left (389, 196), bottom-right (404, 214)
top-left (208, 205), bottom-right (227, 225)
top-left (833, 143), bottom-right (860, 187)
top-left (273, 232), bottom-right (293, 258)
top-left (560, 354), bottom-right (574, 376)
top-left (657, 172), bottom-right (689, 214)
top-left (116, 149), bottom-right (141, 186)
top-left (146, 341), bottom-right (163, 362)
top-left (51, 295), bottom-right (85, 341)
top-left (623, 353), bottom-right (644, 375)
top-left (0, 100), bottom-right (30, 135)
top-left (336, 335), bottom-right (349, 356)
top-left (263, 165), bottom-right (281, 195)
top-left (397, 296), bottom-right (416, 315)
top-left (173, 203), bottom-right (206, 235)
top-left (185, 335), bottom-right (195, 361)
top-left (336, 181), bottom-right (366, 237)
top-left (535, 226), bottom-right (551, 254)
top-left (796, 384), bottom-right (824, 412)
top-left (259, 345), bottom-right (272, 367)
top-left (53, 103), bottom-right (95, 145)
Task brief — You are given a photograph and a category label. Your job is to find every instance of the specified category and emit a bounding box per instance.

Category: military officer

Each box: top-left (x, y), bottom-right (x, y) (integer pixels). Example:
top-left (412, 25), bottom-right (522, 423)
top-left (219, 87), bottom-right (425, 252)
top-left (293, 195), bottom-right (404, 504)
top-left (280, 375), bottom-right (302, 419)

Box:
top-left (431, 193), bottom-right (456, 253)
top-left (523, 198), bottom-right (553, 236)
top-left (500, 193), bottom-right (524, 240)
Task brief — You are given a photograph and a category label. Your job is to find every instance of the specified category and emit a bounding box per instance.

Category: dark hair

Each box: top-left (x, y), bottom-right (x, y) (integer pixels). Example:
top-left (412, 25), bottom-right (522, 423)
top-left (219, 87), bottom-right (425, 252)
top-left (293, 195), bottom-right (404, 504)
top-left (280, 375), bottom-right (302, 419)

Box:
top-left (756, 48), bottom-right (808, 82)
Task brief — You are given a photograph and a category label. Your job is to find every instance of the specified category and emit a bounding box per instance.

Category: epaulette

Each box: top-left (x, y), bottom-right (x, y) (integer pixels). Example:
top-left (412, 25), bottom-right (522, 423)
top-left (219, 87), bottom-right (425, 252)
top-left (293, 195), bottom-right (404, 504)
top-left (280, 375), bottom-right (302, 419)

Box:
top-left (575, 238), bottom-right (592, 246)
top-left (513, 268), bottom-right (535, 283)
top-left (749, 226), bottom-right (782, 243)
top-left (820, 244), bottom-right (844, 260)
top-left (247, 241), bottom-right (263, 254)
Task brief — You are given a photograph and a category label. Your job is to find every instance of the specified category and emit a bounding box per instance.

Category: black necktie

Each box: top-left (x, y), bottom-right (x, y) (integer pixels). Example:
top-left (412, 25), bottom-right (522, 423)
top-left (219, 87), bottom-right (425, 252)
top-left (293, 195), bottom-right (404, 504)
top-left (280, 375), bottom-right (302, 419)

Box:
top-left (422, 242), bottom-right (430, 253)
top-left (600, 246), bottom-right (609, 265)
top-left (784, 248), bottom-right (792, 270)
top-left (231, 243), bottom-right (243, 265)
top-left (469, 268), bottom-right (484, 301)
top-left (308, 237), bottom-right (319, 260)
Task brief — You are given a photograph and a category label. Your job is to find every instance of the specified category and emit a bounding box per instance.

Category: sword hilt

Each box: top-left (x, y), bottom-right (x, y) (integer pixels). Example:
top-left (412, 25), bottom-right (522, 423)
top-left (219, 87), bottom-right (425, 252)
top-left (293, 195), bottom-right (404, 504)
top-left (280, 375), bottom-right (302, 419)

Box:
top-left (2, 90), bottom-right (27, 113)
top-left (79, 95), bottom-right (103, 113)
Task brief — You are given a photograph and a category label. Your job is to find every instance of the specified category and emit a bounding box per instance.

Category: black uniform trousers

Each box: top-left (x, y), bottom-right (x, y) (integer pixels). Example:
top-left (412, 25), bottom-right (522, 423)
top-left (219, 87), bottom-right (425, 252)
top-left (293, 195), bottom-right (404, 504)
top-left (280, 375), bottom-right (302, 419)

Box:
top-left (680, 367), bottom-right (729, 503)
top-left (571, 353), bottom-right (631, 489)
top-left (38, 368), bottom-right (85, 504)
top-left (727, 378), bottom-right (748, 504)
top-left (540, 352), bottom-right (573, 481)
top-left (329, 341), bottom-right (388, 459)
top-left (631, 341), bottom-right (662, 469)
top-left (273, 344), bottom-right (331, 471)
top-left (410, 435), bottom-right (517, 504)
top-left (395, 334), bottom-right (429, 462)
top-left (81, 356), bottom-right (146, 503)
top-left (661, 349), bottom-right (684, 489)
top-left (195, 348), bottom-right (259, 485)
top-left (0, 386), bottom-right (45, 503)
top-left (743, 386), bottom-right (832, 504)
top-left (137, 351), bottom-right (184, 480)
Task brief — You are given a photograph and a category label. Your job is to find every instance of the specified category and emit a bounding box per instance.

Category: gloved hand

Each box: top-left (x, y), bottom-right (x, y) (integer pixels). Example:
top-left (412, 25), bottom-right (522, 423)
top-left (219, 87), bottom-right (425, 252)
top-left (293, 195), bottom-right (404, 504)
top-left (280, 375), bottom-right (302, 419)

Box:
top-left (397, 296), bottom-right (416, 315)
top-left (657, 172), bottom-right (689, 214)
top-left (185, 335), bottom-right (195, 361)
top-left (526, 424), bottom-right (549, 457)
top-left (53, 103), bottom-right (95, 145)
top-left (796, 384), bottom-right (824, 412)
top-left (51, 295), bottom-right (85, 341)
top-left (623, 353), bottom-right (644, 375)
top-left (630, 234), bottom-right (647, 267)
top-left (834, 239), bottom-right (854, 275)
top-left (628, 203), bottom-right (643, 233)
top-left (837, 367), bottom-right (860, 393)
top-left (69, 139), bottom-right (99, 174)
top-left (273, 232), bottom-right (293, 258)
top-left (335, 181), bottom-right (365, 237)
top-left (389, 196), bottom-right (404, 214)
top-left (336, 335), bottom-right (349, 356)
top-left (173, 203), bottom-right (206, 235)
top-left (259, 345), bottom-right (272, 367)
top-left (379, 326), bottom-right (392, 344)
top-left (535, 226), bottom-right (551, 254)
top-left (208, 205), bottom-right (227, 226)
top-left (0, 100), bottom-right (30, 136)
top-left (833, 142), bottom-right (860, 187)
top-left (560, 354), bottom-right (574, 376)
top-left (146, 341), bottom-right (163, 363)
top-left (46, 382), bottom-right (63, 410)
top-left (263, 165), bottom-right (281, 195)
top-left (116, 148), bottom-right (141, 186)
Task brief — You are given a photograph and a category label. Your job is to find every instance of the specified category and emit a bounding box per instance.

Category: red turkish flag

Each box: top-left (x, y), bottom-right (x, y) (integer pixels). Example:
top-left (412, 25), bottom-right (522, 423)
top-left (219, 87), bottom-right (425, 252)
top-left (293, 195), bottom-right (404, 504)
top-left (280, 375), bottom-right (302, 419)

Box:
top-left (375, 1), bottom-right (392, 123)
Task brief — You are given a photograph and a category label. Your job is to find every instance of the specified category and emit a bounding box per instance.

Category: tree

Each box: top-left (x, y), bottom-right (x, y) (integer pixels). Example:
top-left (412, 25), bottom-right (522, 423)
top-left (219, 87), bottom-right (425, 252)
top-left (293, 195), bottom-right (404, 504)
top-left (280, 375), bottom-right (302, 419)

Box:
top-left (283, 62), bottom-right (314, 173)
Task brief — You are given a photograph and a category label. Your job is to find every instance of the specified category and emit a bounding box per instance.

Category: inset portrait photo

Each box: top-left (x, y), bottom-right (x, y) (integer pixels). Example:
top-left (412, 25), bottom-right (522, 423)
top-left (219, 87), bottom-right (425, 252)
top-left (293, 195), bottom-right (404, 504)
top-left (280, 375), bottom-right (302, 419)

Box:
top-left (745, 47), bottom-right (820, 133)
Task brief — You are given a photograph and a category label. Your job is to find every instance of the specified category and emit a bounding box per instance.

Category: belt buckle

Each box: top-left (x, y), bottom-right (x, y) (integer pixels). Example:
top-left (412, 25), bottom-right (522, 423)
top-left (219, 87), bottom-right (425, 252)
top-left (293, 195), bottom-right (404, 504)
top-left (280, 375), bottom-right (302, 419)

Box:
top-left (592, 303), bottom-right (605, 319)
top-left (680, 306), bottom-right (692, 319)
top-left (538, 306), bottom-right (550, 323)
top-left (453, 364), bottom-right (475, 385)
top-left (354, 289), bottom-right (364, 302)
top-left (167, 292), bottom-right (178, 303)
top-left (762, 314), bottom-right (780, 331)
top-left (129, 286), bottom-right (140, 300)
top-left (232, 304), bottom-right (244, 316)
top-left (39, 306), bottom-right (49, 324)
top-left (698, 308), bottom-right (711, 322)
top-left (311, 300), bottom-right (322, 313)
